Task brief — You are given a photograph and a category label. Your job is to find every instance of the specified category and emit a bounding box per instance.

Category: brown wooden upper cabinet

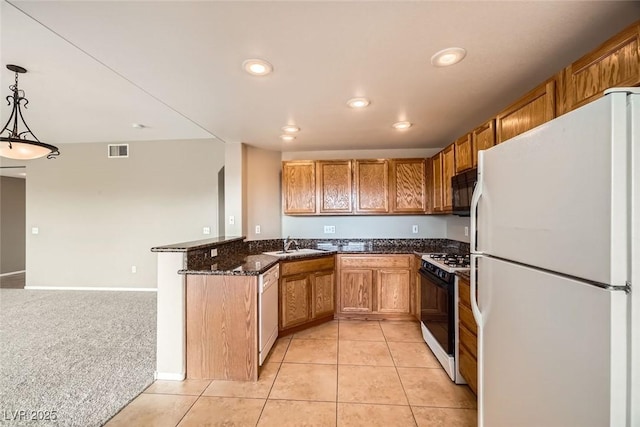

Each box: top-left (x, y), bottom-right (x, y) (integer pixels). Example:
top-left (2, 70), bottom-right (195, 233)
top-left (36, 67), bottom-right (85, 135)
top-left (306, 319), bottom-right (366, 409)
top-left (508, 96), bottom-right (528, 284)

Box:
top-left (390, 158), bottom-right (427, 213)
top-left (472, 119), bottom-right (496, 167)
top-left (431, 152), bottom-right (443, 213)
top-left (424, 157), bottom-right (434, 214)
top-left (558, 22), bottom-right (640, 115)
top-left (354, 159), bottom-right (389, 214)
top-left (317, 160), bottom-right (352, 214)
top-left (454, 134), bottom-right (473, 173)
top-left (442, 144), bottom-right (456, 212)
top-left (496, 79), bottom-right (556, 144)
top-left (282, 161), bottom-right (316, 214)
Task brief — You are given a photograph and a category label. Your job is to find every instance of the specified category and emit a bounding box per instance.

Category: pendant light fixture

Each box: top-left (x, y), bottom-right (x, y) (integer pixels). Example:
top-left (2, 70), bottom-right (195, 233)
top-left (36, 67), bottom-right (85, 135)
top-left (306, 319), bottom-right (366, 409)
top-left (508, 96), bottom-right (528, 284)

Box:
top-left (0, 64), bottom-right (59, 160)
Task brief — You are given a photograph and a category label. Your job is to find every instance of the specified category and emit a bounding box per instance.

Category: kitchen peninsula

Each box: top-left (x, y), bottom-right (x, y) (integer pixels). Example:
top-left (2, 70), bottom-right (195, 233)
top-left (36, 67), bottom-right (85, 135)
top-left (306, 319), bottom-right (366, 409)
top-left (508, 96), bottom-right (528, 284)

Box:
top-left (152, 236), bottom-right (469, 381)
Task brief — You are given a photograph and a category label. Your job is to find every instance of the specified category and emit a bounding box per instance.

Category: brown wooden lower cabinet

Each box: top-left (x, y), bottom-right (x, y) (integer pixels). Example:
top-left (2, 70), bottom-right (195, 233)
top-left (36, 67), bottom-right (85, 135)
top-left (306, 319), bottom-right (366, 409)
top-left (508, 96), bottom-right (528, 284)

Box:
top-left (457, 274), bottom-right (478, 395)
top-left (337, 254), bottom-right (414, 320)
top-left (185, 274), bottom-right (258, 381)
top-left (279, 255), bottom-right (335, 335)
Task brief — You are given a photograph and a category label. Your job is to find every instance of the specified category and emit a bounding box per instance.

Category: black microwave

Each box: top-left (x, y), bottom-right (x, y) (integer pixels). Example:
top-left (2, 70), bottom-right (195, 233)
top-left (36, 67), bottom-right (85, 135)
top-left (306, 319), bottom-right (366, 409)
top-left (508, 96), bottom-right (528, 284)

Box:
top-left (451, 168), bottom-right (477, 216)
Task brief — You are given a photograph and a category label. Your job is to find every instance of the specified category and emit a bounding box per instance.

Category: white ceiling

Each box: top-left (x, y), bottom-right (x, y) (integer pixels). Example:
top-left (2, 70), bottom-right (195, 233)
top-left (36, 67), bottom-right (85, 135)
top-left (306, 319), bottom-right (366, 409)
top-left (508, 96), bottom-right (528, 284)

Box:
top-left (1, 1), bottom-right (639, 154)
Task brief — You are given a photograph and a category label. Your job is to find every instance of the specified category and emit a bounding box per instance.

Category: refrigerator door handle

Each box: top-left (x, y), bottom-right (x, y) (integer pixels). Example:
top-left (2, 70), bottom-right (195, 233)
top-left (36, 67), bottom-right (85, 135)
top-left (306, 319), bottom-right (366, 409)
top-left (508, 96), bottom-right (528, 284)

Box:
top-left (470, 156), bottom-right (483, 254)
top-left (470, 255), bottom-right (483, 325)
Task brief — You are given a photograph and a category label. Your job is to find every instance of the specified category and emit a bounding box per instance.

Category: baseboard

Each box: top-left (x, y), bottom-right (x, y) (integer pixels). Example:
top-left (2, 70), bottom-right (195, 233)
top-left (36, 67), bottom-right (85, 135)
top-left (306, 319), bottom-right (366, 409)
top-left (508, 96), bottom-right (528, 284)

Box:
top-left (155, 372), bottom-right (186, 381)
top-left (0, 270), bottom-right (25, 277)
top-left (24, 286), bottom-right (157, 292)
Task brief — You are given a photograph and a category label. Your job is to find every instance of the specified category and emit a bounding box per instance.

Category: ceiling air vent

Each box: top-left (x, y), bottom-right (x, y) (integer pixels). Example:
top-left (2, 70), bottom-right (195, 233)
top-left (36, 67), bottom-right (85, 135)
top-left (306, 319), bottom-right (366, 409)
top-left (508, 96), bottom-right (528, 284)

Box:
top-left (108, 144), bottom-right (129, 158)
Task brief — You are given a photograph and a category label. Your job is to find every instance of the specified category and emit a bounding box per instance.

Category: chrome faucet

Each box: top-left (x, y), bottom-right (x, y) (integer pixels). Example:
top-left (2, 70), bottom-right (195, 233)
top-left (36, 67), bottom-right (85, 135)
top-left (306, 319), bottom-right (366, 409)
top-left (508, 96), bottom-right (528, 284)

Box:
top-left (283, 236), bottom-right (299, 252)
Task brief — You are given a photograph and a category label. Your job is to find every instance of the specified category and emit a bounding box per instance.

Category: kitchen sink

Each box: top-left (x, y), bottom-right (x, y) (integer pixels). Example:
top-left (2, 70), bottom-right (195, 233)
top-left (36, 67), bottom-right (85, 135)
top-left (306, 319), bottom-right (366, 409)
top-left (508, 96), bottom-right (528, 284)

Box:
top-left (263, 248), bottom-right (328, 257)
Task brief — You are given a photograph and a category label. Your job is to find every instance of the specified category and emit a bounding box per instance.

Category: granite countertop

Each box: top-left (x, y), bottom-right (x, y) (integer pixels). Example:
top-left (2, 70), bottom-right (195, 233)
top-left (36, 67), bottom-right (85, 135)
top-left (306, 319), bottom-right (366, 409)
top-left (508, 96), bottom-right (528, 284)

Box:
top-left (151, 236), bottom-right (245, 252)
top-left (180, 254), bottom-right (281, 276)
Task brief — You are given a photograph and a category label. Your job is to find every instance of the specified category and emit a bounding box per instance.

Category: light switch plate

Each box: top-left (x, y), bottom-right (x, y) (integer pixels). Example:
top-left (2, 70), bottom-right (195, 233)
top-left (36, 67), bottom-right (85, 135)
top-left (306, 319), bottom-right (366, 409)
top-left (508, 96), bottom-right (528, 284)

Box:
top-left (464, 226), bottom-right (469, 237)
top-left (412, 225), bottom-right (419, 234)
top-left (203, 226), bottom-right (211, 235)
top-left (255, 225), bottom-right (261, 234)
top-left (323, 225), bottom-right (336, 234)
top-left (31, 227), bottom-right (39, 235)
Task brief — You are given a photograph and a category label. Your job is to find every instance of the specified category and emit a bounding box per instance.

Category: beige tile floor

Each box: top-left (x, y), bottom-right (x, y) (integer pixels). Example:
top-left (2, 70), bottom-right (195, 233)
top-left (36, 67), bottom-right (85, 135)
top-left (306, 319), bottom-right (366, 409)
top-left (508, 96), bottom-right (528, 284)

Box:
top-left (106, 320), bottom-right (477, 427)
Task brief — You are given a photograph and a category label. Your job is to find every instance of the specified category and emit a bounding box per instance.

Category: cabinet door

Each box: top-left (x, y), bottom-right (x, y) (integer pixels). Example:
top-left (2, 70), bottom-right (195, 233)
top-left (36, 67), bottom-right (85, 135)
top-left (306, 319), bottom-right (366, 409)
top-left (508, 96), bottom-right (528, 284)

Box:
top-left (282, 161), bottom-right (316, 214)
top-left (454, 134), bottom-right (473, 173)
top-left (431, 153), bottom-right (443, 212)
top-left (390, 158), bottom-right (426, 213)
top-left (354, 160), bottom-right (389, 214)
top-left (339, 269), bottom-right (374, 313)
top-left (559, 23), bottom-right (640, 114)
top-left (442, 144), bottom-right (455, 212)
top-left (311, 271), bottom-right (335, 319)
top-left (280, 274), bottom-right (311, 330)
top-left (472, 119), bottom-right (495, 167)
top-left (496, 79), bottom-right (555, 144)
top-left (317, 160), bottom-right (352, 214)
top-left (425, 157), bottom-right (433, 214)
top-left (375, 269), bottom-right (411, 314)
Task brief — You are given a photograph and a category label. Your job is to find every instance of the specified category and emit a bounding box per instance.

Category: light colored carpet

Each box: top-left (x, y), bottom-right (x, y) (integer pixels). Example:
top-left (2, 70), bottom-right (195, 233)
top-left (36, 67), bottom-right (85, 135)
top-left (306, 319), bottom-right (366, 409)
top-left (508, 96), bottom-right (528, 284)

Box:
top-left (0, 289), bottom-right (156, 426)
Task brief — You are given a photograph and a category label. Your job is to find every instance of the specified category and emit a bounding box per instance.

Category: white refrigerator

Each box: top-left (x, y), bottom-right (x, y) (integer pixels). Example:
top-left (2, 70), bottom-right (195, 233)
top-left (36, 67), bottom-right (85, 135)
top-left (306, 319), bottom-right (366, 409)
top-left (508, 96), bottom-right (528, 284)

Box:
top-left (470, 88), bottom-right (639, 427)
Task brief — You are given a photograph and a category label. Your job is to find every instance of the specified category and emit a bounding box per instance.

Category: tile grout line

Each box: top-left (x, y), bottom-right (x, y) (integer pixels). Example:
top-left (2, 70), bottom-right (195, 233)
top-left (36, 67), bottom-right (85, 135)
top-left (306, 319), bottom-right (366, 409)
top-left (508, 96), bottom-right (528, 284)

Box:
top-left (172, 379), bottom-right (213, 427)
top-left (384, 328), bottom-right (420, 427)
top-left (257, 338), bottom-right (292, 425)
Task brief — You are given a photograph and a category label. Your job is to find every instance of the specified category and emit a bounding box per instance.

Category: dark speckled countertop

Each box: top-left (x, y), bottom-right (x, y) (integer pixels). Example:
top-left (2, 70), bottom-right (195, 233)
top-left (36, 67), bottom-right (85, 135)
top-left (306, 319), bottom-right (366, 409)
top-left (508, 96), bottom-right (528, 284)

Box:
top-left (180, 254), bottom-right (282, 276)
top-left (160, 237), bottom-right (469, 276)
top-left (151, 236), bottom-right (245, 252)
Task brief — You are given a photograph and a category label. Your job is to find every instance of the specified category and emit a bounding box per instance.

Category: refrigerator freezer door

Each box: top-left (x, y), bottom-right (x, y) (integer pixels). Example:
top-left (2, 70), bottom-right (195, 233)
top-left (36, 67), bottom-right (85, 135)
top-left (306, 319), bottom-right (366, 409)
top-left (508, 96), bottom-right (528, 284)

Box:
top-left (476, 92), bottom-right (630, 287)
top-left (477, 256), bottom-right (627, 427)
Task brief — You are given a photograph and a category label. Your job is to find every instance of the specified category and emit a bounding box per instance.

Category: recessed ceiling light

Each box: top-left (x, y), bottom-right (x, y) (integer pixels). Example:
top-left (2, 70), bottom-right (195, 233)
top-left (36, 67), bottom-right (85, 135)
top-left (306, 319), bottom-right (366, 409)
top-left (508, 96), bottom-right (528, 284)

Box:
top-left (243, 59), bottom-right (273, 76)
top-left (347, 97), bottom-right (370, 109)
top-left (281, 125), bottom-right (300, 133)
top-left (280, 134), bottom-right (296, 142)
top-left (431, 47), bottom-right (467, 67)
top-left (131, 123), bottom-right (145, 129)
top-left (392, 121), bottom-right (412, 130)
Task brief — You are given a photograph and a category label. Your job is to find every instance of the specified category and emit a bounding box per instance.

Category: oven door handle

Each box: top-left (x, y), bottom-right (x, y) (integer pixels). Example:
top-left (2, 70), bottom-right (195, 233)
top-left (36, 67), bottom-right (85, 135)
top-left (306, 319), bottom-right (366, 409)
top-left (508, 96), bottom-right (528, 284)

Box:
top-left (419, 268), bottom-right (450, 290)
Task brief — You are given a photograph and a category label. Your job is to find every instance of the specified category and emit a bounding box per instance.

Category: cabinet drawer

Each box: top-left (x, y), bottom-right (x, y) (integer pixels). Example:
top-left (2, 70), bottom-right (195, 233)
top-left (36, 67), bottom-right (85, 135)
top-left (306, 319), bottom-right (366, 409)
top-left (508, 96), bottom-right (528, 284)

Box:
top-left (459, 324), bottom-right (477, 359)
top-left (458, 303), bottom-right (477, 336)
top-left (458, 343), bottom-right (477, 395)
top-left (339, 255), bottom-right (410, 269)
top-left (281, 256), bottom-right (335, 277)
top-left (458, 277), bottom-right (471, 309)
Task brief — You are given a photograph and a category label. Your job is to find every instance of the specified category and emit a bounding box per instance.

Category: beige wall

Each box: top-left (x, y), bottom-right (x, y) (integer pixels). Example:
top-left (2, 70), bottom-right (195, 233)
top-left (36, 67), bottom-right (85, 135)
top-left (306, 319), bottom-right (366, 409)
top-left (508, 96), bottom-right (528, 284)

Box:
top-left (224, 143), bottom-right (246, 237)
top-left (24, 138), bottom-right (224, 289)
top-left (281, 148), bottom-right (450, 239)
top-left (446, 215), bottom-right (471, 243)
top-left (246, 146), bottom-right (282, 240)
top-left (0, 176), bottom-right (26, 273)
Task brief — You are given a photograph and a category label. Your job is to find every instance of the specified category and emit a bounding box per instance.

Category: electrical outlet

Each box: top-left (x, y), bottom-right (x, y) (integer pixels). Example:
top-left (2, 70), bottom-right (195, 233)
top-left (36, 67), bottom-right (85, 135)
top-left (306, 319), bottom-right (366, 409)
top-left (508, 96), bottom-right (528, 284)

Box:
top-left (323, 225), bottom-right (336, 234)
top-left (464, 226), bottom-right (469, 237)
top-left (211, 249), bottom-right (218, 257)
top-left (131, 265), bottom-right (137, 274)
top-left (412, 225), bottom-right (419, 234)
top-left (229, 216), bottom-right (235, 225)
top-left (255, 225), bottom-right (261, 234)
top-left (203, 226), bottom-right (211, 235)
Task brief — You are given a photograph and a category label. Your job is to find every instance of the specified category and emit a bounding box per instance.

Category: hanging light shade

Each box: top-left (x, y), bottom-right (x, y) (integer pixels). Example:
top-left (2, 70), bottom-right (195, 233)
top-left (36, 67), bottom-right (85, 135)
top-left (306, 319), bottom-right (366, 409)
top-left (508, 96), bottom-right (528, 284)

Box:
top-left (0, 64), bottom-right (59, 160)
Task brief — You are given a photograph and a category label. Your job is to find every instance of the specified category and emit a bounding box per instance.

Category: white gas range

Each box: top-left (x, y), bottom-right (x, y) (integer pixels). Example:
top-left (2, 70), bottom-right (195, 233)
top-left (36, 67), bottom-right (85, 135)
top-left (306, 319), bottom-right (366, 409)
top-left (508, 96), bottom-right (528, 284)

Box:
top-left (419, 253), bottom-right (470, 384)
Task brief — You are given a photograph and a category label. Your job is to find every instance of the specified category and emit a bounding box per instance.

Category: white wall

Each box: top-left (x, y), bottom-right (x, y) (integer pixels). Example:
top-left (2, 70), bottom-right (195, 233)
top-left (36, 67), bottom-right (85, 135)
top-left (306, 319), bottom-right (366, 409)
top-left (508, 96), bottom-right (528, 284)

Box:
top-left (245, 146), bottom-right (282, 240)
top-left (281, 148), bottom-right (448, 239)
top-left (24, 138), bottom-right (224, 289)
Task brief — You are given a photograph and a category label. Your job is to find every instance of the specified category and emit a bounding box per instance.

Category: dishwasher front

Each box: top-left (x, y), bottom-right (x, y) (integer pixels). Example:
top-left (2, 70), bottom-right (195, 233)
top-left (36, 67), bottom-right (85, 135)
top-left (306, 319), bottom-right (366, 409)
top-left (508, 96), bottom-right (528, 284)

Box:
top-left (258, 264), bottom-right (279, 365)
